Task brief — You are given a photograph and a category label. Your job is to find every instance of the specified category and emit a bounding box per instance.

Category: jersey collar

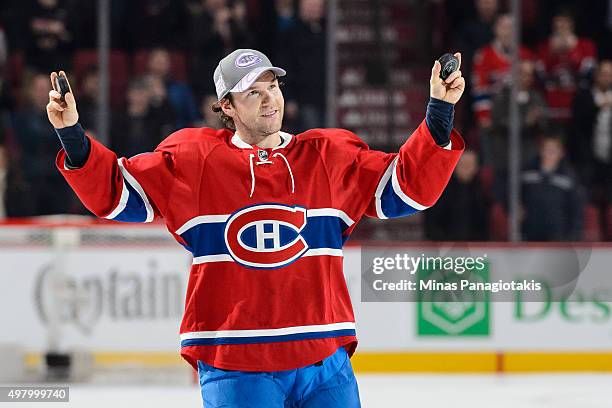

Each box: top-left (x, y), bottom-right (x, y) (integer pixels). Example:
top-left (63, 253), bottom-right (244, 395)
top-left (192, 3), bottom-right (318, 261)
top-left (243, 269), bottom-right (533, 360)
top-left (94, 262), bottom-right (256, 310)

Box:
top-left (231, 131), bottom-right (293, 150)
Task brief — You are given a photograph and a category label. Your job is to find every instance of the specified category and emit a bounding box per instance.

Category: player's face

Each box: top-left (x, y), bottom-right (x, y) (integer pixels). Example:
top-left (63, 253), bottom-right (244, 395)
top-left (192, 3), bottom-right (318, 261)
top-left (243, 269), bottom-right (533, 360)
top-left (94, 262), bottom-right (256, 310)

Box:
top-left (229, 71), bottom-right (285, 138)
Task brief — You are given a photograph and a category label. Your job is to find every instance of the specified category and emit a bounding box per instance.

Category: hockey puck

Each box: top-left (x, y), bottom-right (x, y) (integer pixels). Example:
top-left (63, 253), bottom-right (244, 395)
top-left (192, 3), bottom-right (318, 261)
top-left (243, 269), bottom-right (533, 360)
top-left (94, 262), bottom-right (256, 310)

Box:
top-left (55, 74), bottom-right (70, 102)
top-left (438, 53), bottom-right (459, 81)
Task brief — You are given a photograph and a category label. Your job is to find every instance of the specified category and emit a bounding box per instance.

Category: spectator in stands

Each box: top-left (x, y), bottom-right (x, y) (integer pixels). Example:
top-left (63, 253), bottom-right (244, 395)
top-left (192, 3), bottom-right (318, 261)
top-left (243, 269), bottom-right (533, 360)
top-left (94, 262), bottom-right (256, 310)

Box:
top-left (21, 0), bottom-right (75, 72)
top-left (472, 13), bottom-right (533, 163)
top-left (569, 59), bottom-right (612, 235)
top-left (276, 0), bottom-right (327, 132)
top-left (146, 48), bottom-right (198, 129)
top-left (536, 8), bottom-right (597, 122)
top-left (111, 76), bottom-right (175, 158)
top-left (457, 0), bottom-right (499, 65)
top-left (11, 71), bottom-right (72, 215)
top-left (521, 135), bottom-right (584, 241)
top-left (490, 59), bottom-right (547, 172)
top-left (454, 0), bottom-right (500, 129)
top-left (425, 150), bottom-right (489, 241)
top-left (186, 0), bottom-right (253, 95)
top-left (472, 14), bottom-right (533, 130)
top-left (275, 0), bottom-right (297, 32)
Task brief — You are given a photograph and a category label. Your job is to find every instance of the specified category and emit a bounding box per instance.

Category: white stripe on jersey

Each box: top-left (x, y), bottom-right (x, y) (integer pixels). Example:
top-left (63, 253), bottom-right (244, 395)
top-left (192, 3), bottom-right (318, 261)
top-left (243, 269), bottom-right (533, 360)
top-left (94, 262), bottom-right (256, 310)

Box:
top-left (180, 321), bottom-right (356, 340)
top-left (191, 248), bottom-right (343, 265)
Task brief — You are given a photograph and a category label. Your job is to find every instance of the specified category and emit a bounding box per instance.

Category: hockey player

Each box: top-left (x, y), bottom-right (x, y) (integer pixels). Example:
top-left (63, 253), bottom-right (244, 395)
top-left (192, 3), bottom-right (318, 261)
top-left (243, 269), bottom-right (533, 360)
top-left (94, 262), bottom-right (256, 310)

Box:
top-left (46, 49), bottom-right (465, 407)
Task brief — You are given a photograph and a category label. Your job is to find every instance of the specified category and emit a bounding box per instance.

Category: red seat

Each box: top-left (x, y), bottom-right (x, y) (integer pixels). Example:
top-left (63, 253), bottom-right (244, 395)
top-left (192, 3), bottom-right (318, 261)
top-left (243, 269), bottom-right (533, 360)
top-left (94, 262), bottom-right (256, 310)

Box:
top-left (73, 50), bottom-right (129, 108)
top-left (131, 49), bottom-right (188, 82)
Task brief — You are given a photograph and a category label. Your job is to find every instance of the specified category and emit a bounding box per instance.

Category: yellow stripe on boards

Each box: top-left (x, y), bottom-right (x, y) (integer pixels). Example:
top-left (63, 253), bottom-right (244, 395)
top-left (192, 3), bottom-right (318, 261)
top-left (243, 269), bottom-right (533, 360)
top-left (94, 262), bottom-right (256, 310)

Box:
top-left (93, 352), bottom-right (184, 367)
top-left (23, 351), bottom-right (612, 372)
top-left (504, 352), bottom-right (612, 373)
top-left (350, 352), bottom-right (498, 373)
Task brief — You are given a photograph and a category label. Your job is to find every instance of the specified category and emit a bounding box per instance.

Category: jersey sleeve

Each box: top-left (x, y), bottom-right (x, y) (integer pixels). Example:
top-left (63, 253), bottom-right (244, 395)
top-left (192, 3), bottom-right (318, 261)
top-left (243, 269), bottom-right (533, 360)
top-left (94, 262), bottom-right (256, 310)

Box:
top-left (367, 120), bottom-right (464, 219)
top-left (323, 120), bottom-right (464, 222)
top-left (56, 132), bottom-right (179, 222)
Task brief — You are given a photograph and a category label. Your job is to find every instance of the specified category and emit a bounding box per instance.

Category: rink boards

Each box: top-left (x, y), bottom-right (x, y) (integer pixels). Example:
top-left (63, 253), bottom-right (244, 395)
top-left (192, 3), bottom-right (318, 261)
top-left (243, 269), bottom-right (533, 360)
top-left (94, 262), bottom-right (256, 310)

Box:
top-left (1, 225), bottom-right (612, 372)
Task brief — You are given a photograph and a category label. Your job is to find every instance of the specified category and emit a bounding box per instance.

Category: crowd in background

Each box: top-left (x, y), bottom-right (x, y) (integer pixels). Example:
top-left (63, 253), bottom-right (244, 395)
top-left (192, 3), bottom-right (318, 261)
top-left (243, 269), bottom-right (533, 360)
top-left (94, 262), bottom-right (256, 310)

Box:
top-left (1, 0), bottom-right (612, 243)
top-left (0, 0), bottom-right (326, 218)
top-left (425, 0), bottom-right (612, 242)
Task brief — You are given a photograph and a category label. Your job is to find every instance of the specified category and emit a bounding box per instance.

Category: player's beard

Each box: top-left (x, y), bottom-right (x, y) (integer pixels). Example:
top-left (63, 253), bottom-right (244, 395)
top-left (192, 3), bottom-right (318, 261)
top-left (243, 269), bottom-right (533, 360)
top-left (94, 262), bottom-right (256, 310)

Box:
top-left (252, 107), bottom-right (283, 137)
top-left (233, 103), bottom-right (284, 140)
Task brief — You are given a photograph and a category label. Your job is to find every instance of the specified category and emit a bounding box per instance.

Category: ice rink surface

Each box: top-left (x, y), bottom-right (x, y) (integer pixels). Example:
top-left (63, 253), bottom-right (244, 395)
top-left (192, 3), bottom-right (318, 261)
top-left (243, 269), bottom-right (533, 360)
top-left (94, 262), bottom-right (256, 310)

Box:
top-left (2, 374), bottom-right (611, 407)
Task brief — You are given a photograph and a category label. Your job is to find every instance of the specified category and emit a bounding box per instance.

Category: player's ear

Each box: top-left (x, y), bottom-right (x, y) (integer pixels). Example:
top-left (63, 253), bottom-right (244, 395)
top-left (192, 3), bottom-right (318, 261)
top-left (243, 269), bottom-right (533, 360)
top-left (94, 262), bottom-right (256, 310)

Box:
top-left (220, 97), bottom-right (234, 117)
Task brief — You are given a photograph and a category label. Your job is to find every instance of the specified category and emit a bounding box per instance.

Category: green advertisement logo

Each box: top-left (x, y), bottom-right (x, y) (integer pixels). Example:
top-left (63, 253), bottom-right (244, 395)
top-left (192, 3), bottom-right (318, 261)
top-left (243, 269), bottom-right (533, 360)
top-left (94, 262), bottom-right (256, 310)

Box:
top-left (417, 262), bottom-right (490, 336)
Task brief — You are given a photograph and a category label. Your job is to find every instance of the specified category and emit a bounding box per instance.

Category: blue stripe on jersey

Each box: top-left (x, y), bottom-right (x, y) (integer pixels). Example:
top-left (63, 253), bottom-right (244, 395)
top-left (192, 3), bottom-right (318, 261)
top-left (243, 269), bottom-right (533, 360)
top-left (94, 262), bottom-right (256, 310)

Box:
top-left (180, 214), bottom-right (348, 257)
top-left (379, 178), bottom-right (420, 218)
top-left (111, 180), bottom-right (148, 223)
top-left (181, 222), bottom-right (228, 256)
top-left (180, 329), bottom-right (356, 347)
top-left (301, 216), bottom-right (346, 250)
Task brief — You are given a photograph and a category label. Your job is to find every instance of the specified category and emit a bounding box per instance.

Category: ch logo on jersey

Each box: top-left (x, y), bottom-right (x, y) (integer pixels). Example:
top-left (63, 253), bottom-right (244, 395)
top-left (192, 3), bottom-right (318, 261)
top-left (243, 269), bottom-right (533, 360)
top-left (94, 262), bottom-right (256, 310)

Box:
top-left (224, 204), bottom-right (308, 269)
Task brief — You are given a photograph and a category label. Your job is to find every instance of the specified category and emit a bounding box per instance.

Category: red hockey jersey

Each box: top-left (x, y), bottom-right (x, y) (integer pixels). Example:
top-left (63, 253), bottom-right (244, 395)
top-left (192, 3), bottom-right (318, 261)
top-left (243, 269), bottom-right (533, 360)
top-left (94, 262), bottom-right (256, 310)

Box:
top-left (472, 43), bottom-right (533, 126)
top-left (536, 38), bottom-right (596, 121)
top-left (56, 121), bottom-right (464, 371)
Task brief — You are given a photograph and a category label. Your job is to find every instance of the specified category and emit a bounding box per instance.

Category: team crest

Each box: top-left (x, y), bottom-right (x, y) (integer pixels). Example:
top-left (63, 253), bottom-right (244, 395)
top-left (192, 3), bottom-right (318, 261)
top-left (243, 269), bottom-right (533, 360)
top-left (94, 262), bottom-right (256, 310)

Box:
top-left (258, 150), bottom-right (268, 161)
top-left (224, 204), bottom-right (308, 269)
top-left (235, 52), bottom-right (262, 68)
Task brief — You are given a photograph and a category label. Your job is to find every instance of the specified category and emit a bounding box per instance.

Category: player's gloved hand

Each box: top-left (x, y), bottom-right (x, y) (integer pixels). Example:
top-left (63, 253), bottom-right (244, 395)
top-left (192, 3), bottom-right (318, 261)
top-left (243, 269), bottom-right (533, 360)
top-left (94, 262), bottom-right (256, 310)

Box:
top-left (46, 71), bottom-right (79, 129)
top-left (430, 52), bottom-right (465, 105)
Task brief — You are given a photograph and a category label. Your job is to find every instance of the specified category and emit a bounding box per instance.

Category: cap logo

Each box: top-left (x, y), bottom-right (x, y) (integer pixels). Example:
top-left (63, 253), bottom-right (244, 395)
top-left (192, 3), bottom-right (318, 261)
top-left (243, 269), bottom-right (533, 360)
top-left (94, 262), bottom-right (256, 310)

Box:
top-left (235, 52), bottom-right (262, 68)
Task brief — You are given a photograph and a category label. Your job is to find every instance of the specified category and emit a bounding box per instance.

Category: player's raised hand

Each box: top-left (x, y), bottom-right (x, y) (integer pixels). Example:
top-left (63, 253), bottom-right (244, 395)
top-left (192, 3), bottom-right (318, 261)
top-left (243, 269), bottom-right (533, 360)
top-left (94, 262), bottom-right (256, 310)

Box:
top-left (46, 71), bottom-right (79, 129)
top-left (430, 52), bottom-right (465, 105)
